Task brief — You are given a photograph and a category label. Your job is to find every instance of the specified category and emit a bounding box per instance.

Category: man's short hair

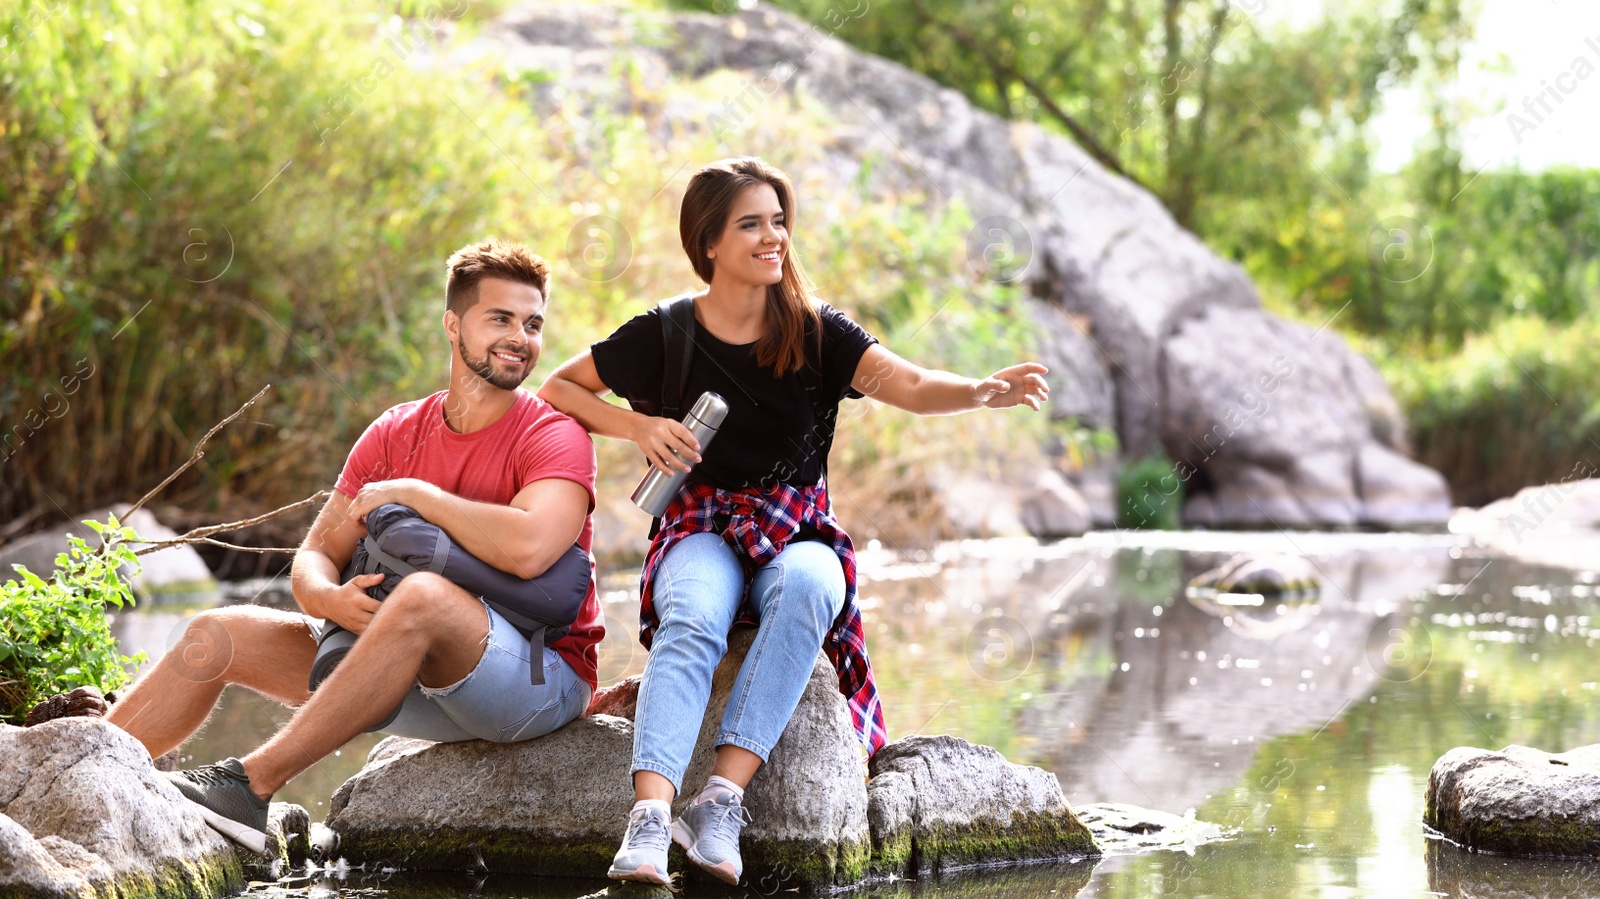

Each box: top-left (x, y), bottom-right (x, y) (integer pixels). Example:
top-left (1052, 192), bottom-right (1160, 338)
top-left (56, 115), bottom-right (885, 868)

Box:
top-left (445, 238), bottom-right (551, 316)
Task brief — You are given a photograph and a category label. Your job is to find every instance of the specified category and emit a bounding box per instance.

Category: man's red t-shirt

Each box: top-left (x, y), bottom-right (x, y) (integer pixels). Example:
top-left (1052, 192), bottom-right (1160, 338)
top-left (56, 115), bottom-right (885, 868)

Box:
top-left (334, 389), bottom-right (603, 689)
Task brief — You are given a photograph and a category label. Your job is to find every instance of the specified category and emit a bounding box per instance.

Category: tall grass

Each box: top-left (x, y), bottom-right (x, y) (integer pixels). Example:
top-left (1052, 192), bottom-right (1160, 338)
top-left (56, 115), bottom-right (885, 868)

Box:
top-left (1382, 316), bottom-right (1600, 506)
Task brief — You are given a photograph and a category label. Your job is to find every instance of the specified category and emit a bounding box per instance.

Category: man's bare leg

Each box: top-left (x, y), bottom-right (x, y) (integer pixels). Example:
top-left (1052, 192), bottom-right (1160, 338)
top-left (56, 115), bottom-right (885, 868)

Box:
top-left (107, 606), bottom-right (317, 760)
top-left (239, 572), bottom-right (488, 798)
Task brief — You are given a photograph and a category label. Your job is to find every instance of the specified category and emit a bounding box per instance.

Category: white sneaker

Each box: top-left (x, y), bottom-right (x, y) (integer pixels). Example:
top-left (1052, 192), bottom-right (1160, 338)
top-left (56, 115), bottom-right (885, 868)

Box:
top-left (607, 803), bottom-right (672, 884)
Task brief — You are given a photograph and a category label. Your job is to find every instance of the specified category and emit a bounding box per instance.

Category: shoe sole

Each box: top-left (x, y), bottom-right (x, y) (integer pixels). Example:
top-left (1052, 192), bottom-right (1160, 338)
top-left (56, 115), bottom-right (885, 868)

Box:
top-left (671, 819), bottom-right (740, 885)
top-left (606, 862), bottom-right (669, 884)
top-left (177, 795), bottom-right (269, 856)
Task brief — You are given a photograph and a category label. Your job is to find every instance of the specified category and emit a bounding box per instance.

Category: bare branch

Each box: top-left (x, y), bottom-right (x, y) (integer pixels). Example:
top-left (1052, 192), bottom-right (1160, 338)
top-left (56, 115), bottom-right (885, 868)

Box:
top-left (133, 490), bottom-right (328, 556)
top-left (123, 385), bottom-right (274, 522)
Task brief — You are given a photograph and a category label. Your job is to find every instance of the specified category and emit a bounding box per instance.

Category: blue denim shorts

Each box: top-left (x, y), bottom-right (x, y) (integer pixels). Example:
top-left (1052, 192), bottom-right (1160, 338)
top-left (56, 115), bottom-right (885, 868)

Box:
top-left (379, 600), bottom-right (590, 743)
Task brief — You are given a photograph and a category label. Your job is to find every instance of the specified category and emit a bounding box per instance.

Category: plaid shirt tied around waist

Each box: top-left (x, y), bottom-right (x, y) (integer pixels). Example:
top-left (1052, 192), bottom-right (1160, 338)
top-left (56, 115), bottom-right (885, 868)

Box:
top-left (637, 479), bottom-right (887, 756)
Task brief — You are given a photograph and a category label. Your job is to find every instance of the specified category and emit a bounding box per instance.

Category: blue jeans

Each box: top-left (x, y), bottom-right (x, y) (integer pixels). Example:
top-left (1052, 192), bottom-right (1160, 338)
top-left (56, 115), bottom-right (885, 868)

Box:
top-left (633, 532), bottom-right (846, 792)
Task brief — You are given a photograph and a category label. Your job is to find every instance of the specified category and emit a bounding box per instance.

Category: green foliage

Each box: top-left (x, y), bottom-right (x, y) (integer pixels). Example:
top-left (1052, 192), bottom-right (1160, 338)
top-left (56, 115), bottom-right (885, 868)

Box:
top-left (1383, 315), bottom-right (1600, 505)
top-left (1, 0), bottom-right (1046, 544)
top-left (1116, 454), bottom-right (1183, 530)
top-left (0, 517), bottom-right (148, 725)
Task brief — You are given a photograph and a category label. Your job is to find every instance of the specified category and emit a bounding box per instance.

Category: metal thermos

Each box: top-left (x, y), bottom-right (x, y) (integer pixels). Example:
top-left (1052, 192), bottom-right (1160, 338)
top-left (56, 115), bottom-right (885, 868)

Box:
top-left (631, 392), bottom-right (728, 517)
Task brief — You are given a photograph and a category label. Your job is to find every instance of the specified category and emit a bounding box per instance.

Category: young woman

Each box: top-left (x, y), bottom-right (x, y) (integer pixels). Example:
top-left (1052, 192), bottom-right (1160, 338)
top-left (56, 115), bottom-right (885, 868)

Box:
top-left (538, 157), bottom-right (1048, 885)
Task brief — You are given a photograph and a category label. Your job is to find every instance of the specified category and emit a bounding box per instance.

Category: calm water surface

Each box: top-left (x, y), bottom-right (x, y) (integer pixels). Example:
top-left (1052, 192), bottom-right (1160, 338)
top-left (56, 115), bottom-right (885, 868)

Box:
top-left (111, 530), bottom-right (1600, 898)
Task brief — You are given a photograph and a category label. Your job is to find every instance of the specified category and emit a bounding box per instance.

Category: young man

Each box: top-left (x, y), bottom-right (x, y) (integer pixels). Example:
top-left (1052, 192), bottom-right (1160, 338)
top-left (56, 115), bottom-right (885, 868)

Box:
top-left (106, 239), bottom-right (602, 854)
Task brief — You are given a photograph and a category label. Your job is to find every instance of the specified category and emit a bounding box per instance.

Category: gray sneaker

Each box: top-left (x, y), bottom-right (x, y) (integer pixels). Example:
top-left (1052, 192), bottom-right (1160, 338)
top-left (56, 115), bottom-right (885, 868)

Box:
top-left (672, 790), bottom-right (750, 885)
top-left (607, 803), bottom-right (672, 884)
top-left (163, 758), bottom-right (270, 855)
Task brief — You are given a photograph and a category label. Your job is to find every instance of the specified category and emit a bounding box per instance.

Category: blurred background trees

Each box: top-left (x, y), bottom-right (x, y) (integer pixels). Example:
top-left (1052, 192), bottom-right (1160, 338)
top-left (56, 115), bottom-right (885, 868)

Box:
top-left (3, 0), bottom-right (1597, 534)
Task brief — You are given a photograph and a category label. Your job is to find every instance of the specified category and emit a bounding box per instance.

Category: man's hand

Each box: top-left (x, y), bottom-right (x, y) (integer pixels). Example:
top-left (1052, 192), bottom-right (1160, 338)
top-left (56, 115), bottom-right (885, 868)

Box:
top-left (348, 478), bottom-right (437, 529)
top-left (319, 572), bottom-right (386, 634)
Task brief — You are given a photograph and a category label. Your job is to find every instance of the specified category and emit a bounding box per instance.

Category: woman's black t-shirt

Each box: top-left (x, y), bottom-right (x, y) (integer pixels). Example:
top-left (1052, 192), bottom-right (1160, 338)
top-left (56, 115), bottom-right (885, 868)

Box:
top-left (591, 300), bottom-right (878, 491)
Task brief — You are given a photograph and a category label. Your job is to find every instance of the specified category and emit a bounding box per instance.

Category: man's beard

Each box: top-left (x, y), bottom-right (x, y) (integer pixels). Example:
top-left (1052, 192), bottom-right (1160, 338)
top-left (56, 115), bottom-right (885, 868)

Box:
top-left (458, 339), bottom-right (530, 391)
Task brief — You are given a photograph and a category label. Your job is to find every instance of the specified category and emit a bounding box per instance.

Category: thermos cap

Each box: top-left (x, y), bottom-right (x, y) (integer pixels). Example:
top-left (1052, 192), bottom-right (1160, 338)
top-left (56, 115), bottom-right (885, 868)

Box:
top-left (686, 392), bottom-right (728, 430)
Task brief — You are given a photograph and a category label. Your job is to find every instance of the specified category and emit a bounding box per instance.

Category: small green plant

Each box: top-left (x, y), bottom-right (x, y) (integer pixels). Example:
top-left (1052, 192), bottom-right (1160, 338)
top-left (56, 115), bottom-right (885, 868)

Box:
top-left (1116, 454), bottom-right (1184, 530)
top-left (0, 517), bottom-right (148, 725)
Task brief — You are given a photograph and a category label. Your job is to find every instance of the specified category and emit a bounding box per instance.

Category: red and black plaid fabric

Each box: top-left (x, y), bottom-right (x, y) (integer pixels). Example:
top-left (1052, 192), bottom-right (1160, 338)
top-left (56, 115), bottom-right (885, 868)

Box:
top-left (637, 479), bottom-right (888, 756)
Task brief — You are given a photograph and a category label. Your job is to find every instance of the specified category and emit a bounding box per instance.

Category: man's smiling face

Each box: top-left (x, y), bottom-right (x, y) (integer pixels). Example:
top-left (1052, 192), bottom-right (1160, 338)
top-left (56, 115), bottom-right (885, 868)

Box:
top-left (452, 277), bottom-right (545, 391)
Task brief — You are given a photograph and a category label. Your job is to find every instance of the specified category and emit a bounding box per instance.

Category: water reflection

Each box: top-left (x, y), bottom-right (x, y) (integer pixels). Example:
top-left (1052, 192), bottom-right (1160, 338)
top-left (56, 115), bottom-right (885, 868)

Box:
top-left (106, 534), bottom-right (1600, 897)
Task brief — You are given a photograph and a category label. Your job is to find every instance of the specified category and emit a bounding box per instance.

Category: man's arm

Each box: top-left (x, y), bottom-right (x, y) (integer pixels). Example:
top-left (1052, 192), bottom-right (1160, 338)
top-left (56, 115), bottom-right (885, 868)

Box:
top-left (345, 476), bottom-right (589, 580)
top-left (291, 490), bottom-right (386, 633)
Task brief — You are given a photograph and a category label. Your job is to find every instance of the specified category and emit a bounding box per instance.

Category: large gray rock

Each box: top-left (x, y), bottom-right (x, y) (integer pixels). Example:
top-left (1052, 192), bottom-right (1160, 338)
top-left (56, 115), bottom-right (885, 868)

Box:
top-left (1163, 306), bottom-right (1449, 529)
top-left (328, 627), bottom-right (872, 889)
top-left (0, 504), bottom-right (219, 604)
top-left (465, 4), bottom-right (1449, 530)
top-left (1018, 470), bottom-right (1093, 539)
top-left (0, 718), bottom-right (243, 898)
top-left (866, 734), bottom-right (1099, 875)
top-left (1425, 744), bottom-right (1600, 856)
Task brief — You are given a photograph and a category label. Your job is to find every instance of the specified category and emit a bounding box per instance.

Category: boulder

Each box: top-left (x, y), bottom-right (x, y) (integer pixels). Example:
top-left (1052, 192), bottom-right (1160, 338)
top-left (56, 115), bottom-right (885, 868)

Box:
top-left (0, 717), bottom-right (244, 898)
top-left (1163, 306), bottom-right (1450, 529)
top-left (866, 734), bottom-right (1100, 875)
top-left (331, 628), bottom-right (1095, 889)
top-left (1425, 744), bottom-right (1600, 856)
top-left (0, 504), bottom-right (219, 604)
top-left (1357, 443), bottom-right (1453, 528)
top-left (328, 626), bottom-right (872, 890)
top-left (1018, 470), bottom-right (1093, 539)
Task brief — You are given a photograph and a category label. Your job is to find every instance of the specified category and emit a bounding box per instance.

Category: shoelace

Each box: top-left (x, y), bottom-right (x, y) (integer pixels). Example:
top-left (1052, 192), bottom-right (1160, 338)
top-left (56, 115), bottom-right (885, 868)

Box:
top-left (626, 808), bottom-right (671, 851)
top-left (182, 763), bottom-right (243, 787)
top-left (703, 798), bottom-right (752, 840)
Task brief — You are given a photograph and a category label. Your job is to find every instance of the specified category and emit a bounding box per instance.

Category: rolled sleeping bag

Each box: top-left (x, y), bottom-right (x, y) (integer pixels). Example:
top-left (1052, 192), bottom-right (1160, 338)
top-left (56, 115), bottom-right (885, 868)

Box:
top-left (309, 503), bottom-right (592, 731)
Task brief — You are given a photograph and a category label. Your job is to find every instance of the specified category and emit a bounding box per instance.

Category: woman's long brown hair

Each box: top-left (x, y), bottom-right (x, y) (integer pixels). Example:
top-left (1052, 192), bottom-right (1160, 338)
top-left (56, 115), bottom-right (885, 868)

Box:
top-left (679, 157), bottom-right (819, 376)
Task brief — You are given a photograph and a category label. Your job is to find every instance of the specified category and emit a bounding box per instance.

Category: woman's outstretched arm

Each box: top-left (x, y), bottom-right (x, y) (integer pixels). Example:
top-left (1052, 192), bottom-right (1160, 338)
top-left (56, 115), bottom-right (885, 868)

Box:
top-left (851, 343), bottom-right (1049, 415)
top-left (537, 351), bottom-right (702, 475)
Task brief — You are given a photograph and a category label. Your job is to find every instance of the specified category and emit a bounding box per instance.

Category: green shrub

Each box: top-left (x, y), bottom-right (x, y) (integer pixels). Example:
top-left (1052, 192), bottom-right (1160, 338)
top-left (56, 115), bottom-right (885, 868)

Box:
top-left (1116, 454), bottom-right (1183, 530)
top-left (1383, 315), bottom-right (1600, 505)
top-left (0, 517), bottom-right (148, 725)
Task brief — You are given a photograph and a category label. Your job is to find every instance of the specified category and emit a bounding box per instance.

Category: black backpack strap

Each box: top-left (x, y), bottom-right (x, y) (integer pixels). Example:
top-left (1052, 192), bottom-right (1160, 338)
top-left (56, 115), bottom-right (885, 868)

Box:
top-left (657, 295), bottom-right (696, 421)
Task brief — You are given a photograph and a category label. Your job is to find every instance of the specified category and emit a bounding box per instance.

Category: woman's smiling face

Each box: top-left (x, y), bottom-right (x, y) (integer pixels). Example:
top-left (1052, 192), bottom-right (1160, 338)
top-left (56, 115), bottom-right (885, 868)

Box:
top-left (706, 182), bottom-right (787, 289)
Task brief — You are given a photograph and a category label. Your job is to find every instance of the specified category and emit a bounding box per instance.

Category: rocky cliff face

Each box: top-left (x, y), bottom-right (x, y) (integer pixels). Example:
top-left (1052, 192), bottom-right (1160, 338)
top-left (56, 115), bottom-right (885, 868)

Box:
top-left (466, 3), bottom-right (1450, 529)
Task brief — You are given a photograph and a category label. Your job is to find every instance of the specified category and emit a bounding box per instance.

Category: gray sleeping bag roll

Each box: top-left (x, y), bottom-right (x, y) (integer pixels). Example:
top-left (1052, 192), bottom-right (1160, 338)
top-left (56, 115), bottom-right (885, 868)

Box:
top-left (309, 502), bottom-right (592, 730)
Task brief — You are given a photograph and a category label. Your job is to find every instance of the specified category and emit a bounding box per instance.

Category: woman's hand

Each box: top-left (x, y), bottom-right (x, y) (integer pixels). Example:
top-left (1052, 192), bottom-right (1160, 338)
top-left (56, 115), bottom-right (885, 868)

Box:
top-left (974, 362), bottom-right (1050, 411)
top-left (632, 415), bottom-right (703, 474)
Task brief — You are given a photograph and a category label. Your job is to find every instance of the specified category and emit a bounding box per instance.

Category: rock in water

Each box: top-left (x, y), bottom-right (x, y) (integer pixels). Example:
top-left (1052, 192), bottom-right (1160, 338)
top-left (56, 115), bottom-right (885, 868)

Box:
top-left (1075, 803), bottom-right (1226, 854)
top-left (1187, 553), bottom-right (1320, 599)
top-left (1426, 744), bottom-right (1600, 856)
top-left (866, 734), bottom-right (1100, 875)
top-left (0, 717), bottom-right (244, 897)
top-left (328, 626), bottom-right (870, 889)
